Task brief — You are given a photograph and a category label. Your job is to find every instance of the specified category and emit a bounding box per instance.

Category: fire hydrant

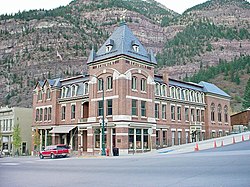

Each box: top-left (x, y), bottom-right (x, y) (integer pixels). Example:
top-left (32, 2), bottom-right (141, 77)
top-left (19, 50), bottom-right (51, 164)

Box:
top-left (106, 147), bottom-right (110, 156)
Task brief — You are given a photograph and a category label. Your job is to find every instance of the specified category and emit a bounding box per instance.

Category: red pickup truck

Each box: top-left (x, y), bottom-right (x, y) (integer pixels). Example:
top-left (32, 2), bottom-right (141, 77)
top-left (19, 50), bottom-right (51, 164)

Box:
top-left (39, 144), bottom-right (70, 159)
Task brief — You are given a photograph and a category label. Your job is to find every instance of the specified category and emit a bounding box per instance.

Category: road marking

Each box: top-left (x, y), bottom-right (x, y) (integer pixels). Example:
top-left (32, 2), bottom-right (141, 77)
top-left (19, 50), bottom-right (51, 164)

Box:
top-left (1, 162), bottom-right (20, 166)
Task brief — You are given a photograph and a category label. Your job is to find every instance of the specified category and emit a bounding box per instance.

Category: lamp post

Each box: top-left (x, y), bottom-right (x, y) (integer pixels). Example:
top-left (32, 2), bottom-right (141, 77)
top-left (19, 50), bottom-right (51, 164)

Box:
top-left (89, 74), bottom-right (106, 156)
top-left (95, 78), bottom-right (105, 156)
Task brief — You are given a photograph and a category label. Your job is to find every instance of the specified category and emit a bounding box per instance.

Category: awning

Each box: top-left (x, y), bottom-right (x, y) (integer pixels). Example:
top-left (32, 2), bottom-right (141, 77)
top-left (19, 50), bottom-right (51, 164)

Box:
top-left (49, 126), bottom-right (76, 134)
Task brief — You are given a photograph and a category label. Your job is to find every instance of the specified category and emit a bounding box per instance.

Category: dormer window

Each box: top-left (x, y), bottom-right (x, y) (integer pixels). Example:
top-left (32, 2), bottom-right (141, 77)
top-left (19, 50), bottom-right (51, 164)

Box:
top-left (132, 40), bottom-right (139, 52)
top-left (71, 84), bottom-right (78, 97)
top-left (106, 39), bottom-right (114, 53)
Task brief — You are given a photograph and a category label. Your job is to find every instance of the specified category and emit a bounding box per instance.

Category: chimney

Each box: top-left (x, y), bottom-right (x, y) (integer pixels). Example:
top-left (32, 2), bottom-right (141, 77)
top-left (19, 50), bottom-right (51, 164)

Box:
top-left (162, 70), bottom-right (169, 85)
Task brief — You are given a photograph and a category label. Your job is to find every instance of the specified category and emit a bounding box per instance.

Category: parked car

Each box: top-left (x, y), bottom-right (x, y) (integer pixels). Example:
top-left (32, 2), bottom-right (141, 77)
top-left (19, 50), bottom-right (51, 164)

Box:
top-left (39, 144), bottom-right (70, 159)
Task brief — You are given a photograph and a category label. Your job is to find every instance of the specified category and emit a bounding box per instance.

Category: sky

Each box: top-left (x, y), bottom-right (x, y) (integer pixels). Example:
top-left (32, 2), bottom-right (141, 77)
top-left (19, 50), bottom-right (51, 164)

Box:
top-left (0, 0), bottom-right (249, 15)
top-left (0, 0), bottom-right (214, 15)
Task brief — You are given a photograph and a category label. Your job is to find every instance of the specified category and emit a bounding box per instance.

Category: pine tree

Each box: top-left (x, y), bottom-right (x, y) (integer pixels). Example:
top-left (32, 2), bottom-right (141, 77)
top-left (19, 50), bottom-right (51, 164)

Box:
top-left (243, 78), bottom-right (250, 109)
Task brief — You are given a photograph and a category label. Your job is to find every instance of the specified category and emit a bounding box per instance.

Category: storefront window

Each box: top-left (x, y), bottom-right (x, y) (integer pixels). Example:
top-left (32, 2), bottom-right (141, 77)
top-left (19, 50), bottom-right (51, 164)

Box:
top-left (163, 131), bottom-right (167, 146)
top-left (136, 129), bottom-right (141, 149)
top-left (94, 128), bottom-right (100, 148)
top-left (129, 128), bottom-right (134, 149)
top-left (143, 129), bottom-right (148, 149)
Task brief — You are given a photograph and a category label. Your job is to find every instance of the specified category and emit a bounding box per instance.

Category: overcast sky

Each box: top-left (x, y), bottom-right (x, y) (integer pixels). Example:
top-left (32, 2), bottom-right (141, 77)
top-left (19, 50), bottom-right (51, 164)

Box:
top-left (0, 0), bottom-right (249, 15)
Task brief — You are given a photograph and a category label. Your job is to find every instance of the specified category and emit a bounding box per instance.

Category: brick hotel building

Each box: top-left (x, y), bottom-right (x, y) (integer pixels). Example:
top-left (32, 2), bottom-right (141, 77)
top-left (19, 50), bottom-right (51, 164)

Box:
top-left (32, 23), bottom-right (231, 155)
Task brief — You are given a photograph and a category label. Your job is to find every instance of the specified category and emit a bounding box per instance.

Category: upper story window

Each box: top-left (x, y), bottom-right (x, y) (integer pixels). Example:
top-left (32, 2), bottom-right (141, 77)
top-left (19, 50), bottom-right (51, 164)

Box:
top-left (39, 108), bottom-right (43, 121)
top-left (61, 106), bottom-right (66, 120)
top-left (132, 76), bottom-right (137, 90)
top-left (44, 108), bottom-right (48, 121)
top-left (48, 107), bottom-right (52, 121)
top-left (161, 85), bottom-right (166, 96)
top-left (98, 101), bottom-right (104, 117)
top-left (106, 45), bottom-right (112, 52)
top-left (71, 84), bottom-right (78, 97)
top-left (46, 88), bottom-right (51, 100)
top-left (132, 99), bottom-right (138, 116)
top-left (106, 39), bottom-right (114, 53)
top-left (107, 76), bottom-right (113, 90)
top-left (141, 101), bottom-right (146, 117)
top-left (170, 87), bottom-right (175, 98)
top-left (155, 103), bottom-right (159, 119)
top-left (98, 78), bottom-right (104, 91)
top-left (218, 104), bottom-right (222, 122)
top-left (224, 106), bottom-right (228, 123)
top-left (191, 108), bottom-right (195, 122)
top-left (162, 104), bottom-right (167, 120)
top-left (176, 88), bottom-right (181, 100)
top-left (36, 109), bottom-right (39, 121)
top-left (171, 105), bottom-right (175, 120)
top-left (71, 104), bottom-right (76, 119)
top-left (107, 99), bottom-right (112, 116)
top-left (155, 83), bottom-right (160, 96)
top-left (61, 87), bottom-right (67, 98)
top-left (132, 41), bottom-right (139, 52)
top-left (185, 108), bottom-right (189, 121)
top-left (211, 103), bottom-right (215, 121)
top-left (201, 110), bottom-right (205, 122)
top-left (177, 106), bottom-right (181, 121)
top-left (84, 82), bottom-right (89, 95)
top-left (38, 90), bottom-right (42, 101)
top-left (141, 78), bottom-right (146, 92)
top-left (181, 89), bottom-right (185, 100)
top-left (185, 90), bottom-right (190, 101)
top-left (196, 109), bottom-right (200, 122)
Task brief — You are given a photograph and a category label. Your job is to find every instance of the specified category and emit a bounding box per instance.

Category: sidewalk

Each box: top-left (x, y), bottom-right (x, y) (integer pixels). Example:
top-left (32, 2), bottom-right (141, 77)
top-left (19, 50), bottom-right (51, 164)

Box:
top-left (157, 132), bottom-right (250, 155)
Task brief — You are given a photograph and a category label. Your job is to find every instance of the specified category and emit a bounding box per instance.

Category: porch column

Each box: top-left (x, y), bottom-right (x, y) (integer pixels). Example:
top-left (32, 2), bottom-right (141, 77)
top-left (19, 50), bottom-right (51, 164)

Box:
top-left (40, 130), bottom-right (43, 151)
top-left (45, 130), bottom-right (47, 147)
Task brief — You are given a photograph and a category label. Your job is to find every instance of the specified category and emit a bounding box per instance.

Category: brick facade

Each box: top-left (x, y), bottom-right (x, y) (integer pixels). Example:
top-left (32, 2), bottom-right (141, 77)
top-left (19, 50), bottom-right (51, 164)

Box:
top-left (32, 24), bottom-right (231, 155)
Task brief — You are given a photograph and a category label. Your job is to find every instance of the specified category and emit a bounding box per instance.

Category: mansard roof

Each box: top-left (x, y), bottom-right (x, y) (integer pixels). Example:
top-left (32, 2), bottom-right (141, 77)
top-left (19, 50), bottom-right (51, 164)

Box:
top-left (87, 23), bottom-right (157, 65)
top-left (199, 81), bottom-right (231, 98)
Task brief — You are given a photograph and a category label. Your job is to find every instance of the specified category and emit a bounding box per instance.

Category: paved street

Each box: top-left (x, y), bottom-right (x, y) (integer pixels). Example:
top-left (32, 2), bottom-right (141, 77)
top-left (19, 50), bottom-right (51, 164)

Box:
top-left (1, 140), bottom-right (250, 187)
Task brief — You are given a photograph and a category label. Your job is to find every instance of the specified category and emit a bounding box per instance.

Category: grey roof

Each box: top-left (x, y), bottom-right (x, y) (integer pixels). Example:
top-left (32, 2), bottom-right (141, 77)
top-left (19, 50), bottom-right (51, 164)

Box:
top-left (170, 79), bottom-right (203, 92)
top-left (87, 23), bottom-right (157, 65)
top-left (199, 81), bottom-right (231, 98)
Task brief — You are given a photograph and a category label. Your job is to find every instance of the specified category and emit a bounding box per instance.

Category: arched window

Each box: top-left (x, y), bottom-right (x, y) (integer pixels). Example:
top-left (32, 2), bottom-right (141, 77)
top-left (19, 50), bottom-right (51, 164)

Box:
top-left (211, 103), bottom-right (215, 121)
top-left (185, 90), bottom-right (189, 101)
top-left (107, 76), bottom-right (113, 90)
top-left (38, 90), bottom-right (42, 101)
top-left (84, 82), bottom-right (89, 95)
top-left (46, 88), bottom-right (51, 100)
top-left (98, 78), bottom-right (103, 91)
top-left (161, 84), bottom-right (166, 96)
top-left (71, 85), bottom-right (77, 97)
top-left (141, 78), bottom-right (146, 92)
top-left (218, 104), bottom-right (222, 122)
top-left (61, 87), bottom-right (67, 98)
top-left (170, 87), bottom-right (175, 98)
top-left (177, 88), bottom-right (181, 100)
top-left (224, 106), bottom-right (228, 123)
top-left (155, 83), bottom-right (160, 96)
top-left (132, 76), bottom-right (137, 90)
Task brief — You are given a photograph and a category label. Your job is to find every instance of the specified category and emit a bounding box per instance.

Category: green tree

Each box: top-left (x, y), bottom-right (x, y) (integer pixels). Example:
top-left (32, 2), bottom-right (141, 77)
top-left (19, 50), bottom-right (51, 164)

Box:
top-left (13, 124), bottom-right (22, 156)
top-left (33, 127), bottom-right (40, 152)
top-left (243, 78), bottom-right (250, 109)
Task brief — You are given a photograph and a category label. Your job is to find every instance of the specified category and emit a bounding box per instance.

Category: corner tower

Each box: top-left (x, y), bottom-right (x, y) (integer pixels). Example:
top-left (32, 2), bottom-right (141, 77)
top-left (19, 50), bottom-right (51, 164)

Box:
top-left (87, 23), bottom-right (157, 155)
